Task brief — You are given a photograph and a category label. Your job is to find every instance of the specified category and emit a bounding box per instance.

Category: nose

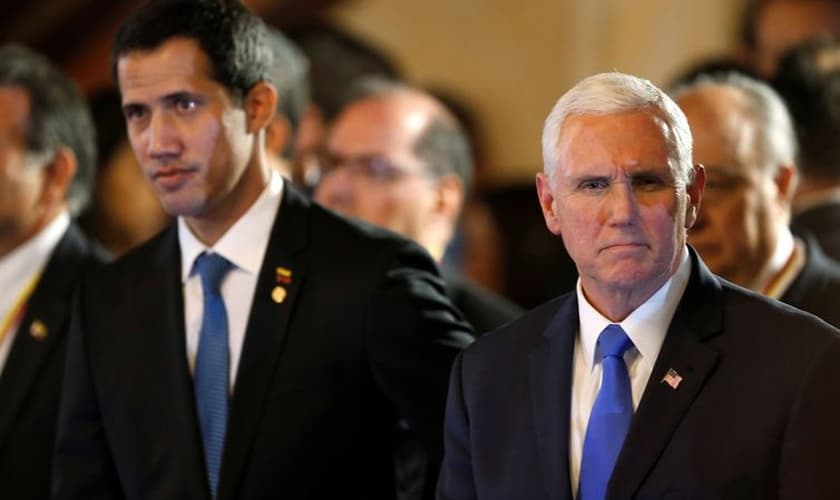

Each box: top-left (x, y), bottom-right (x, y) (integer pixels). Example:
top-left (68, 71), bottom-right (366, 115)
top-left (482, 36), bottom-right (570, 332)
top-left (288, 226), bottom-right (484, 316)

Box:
top-left (605, 181), bottom-right (640, 226)
top-left (146, 111), bottom-right (181, 161)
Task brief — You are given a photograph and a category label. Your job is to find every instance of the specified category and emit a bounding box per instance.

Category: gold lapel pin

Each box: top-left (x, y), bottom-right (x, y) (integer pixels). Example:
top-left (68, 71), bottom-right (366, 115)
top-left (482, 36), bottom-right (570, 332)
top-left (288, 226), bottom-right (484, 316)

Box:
top-left (29, 320), bottom-right (48, 341)
top-left (271, 286), bottom-right (287, 304)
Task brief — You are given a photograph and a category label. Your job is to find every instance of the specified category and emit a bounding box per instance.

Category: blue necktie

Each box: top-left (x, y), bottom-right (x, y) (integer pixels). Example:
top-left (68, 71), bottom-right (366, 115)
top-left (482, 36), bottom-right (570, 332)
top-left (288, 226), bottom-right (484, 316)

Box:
top-left (193, 252), bottom-right (232, 499)
top-left (579, 324), bottom-right (634, 500)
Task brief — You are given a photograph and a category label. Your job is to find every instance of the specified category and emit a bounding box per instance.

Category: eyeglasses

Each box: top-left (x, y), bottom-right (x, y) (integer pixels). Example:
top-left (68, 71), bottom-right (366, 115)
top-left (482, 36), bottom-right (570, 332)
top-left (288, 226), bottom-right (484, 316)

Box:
top-left (314, 152), bottom-right (428, 184)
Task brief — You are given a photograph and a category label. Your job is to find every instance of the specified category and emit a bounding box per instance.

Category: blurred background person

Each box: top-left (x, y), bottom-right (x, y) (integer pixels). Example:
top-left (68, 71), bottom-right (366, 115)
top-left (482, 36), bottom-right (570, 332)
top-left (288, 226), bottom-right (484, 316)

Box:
top-left (674, 72), bottom-right (840, 327)
top-left (773, 35), bottom-right (840, 260)
top-left (314, 79), bottom-right (523, 334)
top-left (264, 28), bottom-right (311, 181)
top-left (0, 43), bottom-right (103, 499)
top-left (738, 0), bottom-right (840, 79)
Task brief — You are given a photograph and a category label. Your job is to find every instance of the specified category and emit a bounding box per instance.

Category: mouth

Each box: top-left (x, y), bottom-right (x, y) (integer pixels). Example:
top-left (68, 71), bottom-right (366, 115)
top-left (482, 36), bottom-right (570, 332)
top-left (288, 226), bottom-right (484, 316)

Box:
top-left (151, 166), bottom-right (197, 190)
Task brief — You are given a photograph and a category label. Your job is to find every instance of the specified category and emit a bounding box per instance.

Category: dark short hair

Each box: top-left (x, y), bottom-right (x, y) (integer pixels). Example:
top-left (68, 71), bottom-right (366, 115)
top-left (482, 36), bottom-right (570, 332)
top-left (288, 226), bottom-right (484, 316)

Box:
top-left (774, 35), bottom-right (840, 179)
top-left (112, 0), bottom-right (273, 100)
top-left (343, 78), bottom-right (474, 196)
top-left (0, 44), bottom-right (95, 215)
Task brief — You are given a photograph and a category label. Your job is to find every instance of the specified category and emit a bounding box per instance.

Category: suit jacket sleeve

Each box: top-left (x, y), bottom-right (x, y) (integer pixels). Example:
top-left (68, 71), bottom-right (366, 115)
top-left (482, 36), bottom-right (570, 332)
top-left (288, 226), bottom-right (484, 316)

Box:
top-left (364, 240), bottom-right (474, 494)
top-left (52, 283), bottom-right (123, 499)
top-left (436, 350), bottom-right (476, 500)
top-left (779, 333), bottom-right (840, 499)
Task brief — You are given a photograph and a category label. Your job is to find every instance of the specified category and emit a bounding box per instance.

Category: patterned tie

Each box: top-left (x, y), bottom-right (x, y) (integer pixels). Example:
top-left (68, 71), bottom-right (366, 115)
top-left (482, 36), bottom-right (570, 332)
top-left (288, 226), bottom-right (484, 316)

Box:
top-left (579, 324), bottom-right (634, 500)
top-left (193, 252), bottom-right (232, 499)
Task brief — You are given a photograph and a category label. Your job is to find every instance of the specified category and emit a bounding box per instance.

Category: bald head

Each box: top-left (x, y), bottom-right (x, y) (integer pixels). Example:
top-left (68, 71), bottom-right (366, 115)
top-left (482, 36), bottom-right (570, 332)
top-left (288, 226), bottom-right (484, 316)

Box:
top-left (314, 82), bottom-right (472, 260)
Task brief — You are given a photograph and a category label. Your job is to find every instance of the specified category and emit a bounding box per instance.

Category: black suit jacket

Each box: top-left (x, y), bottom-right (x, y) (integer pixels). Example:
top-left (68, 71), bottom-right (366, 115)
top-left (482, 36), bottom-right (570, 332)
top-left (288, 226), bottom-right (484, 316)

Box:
top-left (781, 232), bottom-right (840, 328)
top-left (438, 249), bottom-right (840, 500)
top-left (0, 224), bottom-right (102, 500)
top-left (442, 269), bottom-right (523, 336)
top-left (793, 202), bottom-right (840, 261)
top-left (54, 184), bottom-right (473, 500)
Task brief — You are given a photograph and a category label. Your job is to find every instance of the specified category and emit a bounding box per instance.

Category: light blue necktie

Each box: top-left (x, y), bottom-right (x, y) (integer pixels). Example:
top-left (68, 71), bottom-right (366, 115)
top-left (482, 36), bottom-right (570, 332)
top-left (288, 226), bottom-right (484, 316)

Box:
top-left (193, 252), bottom-right (232, 499)
top-left (579, 324), bottom-right (634, 500)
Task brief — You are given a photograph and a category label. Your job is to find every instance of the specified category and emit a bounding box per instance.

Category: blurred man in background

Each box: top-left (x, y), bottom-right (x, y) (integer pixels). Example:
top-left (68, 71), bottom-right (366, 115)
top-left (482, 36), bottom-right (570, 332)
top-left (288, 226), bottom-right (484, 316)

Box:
top-left (674, 72), bottom-right (840, 327)
top-left (0, 43), bottom-right (102, 499)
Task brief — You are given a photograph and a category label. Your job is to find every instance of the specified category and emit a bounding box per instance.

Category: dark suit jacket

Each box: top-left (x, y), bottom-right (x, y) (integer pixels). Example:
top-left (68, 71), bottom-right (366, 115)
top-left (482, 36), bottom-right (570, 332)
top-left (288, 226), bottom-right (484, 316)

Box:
top-left (781, 232), bottom-right (840, 328)
top-left (0, 224), bottom-right (102, 500)
top-left (442, 269), bottom-right (523, 336)
top-left (438, 249), bottom-right (840, 500)
top-left (793, 202), bottom-right (840, 261)
top-left (54, 184), bottom-right (473, 500)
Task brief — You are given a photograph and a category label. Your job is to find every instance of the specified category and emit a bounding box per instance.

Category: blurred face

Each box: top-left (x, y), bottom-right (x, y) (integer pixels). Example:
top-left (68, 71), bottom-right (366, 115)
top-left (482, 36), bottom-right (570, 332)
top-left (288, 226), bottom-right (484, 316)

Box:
top-left (536, 111), bottom-right (702, 314)
top-left (754, 0), bottom-right (840, 78)
top-left (0, 86), bottom-right (48, 249)
top-left (315, 98), bottom-right (440, 242)
top-left (678, 87), bottom-right (784, 287)
top-left (118, 37), bottom-right (263, 226)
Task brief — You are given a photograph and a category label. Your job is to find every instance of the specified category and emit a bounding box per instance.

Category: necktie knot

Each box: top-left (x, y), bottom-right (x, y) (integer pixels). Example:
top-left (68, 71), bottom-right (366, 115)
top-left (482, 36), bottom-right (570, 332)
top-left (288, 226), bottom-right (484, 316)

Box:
top-left (597, 324), bottom-right (633, 360)
top-left (195, 252), bottom-right (231, 296)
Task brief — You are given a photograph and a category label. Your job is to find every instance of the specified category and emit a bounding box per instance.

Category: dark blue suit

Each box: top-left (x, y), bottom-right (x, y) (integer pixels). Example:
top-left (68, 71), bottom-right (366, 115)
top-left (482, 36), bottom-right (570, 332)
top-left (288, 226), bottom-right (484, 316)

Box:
top-left (438, 249), bottom-right (840, 499)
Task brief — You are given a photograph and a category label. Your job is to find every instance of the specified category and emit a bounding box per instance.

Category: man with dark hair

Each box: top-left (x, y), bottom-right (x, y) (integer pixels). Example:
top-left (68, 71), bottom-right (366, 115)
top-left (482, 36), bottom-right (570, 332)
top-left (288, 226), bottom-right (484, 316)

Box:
top-left (0, 43), bottom-right (102, 499)
top-left (773, 35), bottom-right (840, 260)
top-left (53, 1), bottom-right (472, 499)
top-left (739, 0), bottom-right (840, 78)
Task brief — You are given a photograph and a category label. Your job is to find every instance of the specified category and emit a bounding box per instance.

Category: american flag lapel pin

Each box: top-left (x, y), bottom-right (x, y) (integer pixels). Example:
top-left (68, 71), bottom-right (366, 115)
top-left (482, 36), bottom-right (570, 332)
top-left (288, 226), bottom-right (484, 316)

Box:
top-left (661, 368), bottom-right (683, 390)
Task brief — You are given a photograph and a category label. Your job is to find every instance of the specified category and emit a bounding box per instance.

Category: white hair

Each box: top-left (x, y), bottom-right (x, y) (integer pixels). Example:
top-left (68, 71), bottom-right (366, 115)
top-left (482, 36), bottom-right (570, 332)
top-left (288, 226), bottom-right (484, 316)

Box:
top-left (671, 71), bottom-right (798, 176)
top-left (541, 72), bottom-right (693, 186)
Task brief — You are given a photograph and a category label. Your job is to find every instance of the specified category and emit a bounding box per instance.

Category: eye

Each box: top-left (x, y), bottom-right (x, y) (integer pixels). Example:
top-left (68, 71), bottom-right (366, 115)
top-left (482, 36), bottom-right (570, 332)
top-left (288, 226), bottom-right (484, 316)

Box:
top-left (175, 97), bottom-right (198, 113)
top-left (122, 105), bottom-right (147, 122)
top-left (633, 174), bottom-right (666, 191)
top-left (578, 178), bottom-right (609, 191)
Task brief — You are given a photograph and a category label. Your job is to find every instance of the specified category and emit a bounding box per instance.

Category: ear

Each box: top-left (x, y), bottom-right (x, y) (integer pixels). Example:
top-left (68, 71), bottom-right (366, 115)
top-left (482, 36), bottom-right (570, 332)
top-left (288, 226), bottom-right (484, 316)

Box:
top-left (265, 114), bottom-right (292, 156)
top-left (684, 164), bottom-right (705, 229)
top-left (432, 175), bottom-right (465, 224)
top-left (243, 81), bottom-right (278, 133)
top-left (41, 146), bottom-right (77, 207)
top-left (536, 172), bottom-right (562, 235)
top-left (773, 163), bottom-right (797, 206)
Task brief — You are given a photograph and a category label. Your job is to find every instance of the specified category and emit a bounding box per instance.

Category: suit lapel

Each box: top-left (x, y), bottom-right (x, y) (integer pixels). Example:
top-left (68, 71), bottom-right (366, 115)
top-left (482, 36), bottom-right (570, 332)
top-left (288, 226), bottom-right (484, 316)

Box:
top-left (529, 295), bottom-right (578, 500)
top-left (145, 226), bottom-right (210, 499)
top-left (0, 226), bottom-right (87, 447)
top-left (218, 184), bottom-right (310, 499)
top-left (608, 250), bottom-right (723, 498)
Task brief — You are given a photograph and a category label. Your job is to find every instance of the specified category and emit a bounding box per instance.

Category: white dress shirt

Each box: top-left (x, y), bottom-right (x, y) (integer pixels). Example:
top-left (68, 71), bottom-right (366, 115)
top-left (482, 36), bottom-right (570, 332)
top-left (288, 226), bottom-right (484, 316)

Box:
top-left (569, 248), bottom-right (691, 496)
top-left (0, 212), bottom-right (70, 373)
top-left (179, 171), bottom-right (283, 392)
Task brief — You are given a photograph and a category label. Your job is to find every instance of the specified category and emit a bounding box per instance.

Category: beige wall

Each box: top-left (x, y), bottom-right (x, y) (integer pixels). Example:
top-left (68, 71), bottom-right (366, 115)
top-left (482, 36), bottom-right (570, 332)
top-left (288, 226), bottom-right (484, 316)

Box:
top-left (329, 0), bottom-right (746, 183)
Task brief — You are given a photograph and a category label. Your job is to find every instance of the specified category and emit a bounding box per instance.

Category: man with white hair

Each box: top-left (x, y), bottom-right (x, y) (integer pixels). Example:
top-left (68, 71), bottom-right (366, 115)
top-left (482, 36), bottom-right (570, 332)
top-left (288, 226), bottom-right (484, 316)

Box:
top-left (437, 71), bottom-right (840, 500)
top-left (674, 72), bottom-right (840, 327)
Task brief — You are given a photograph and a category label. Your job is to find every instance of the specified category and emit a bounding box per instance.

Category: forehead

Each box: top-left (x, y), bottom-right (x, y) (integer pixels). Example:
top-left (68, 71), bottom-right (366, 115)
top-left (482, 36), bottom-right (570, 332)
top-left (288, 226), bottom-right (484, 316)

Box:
top-left (557, 110), bottom-right (672, 176)
top-left (117, 37), bottom-right (217, 102)
top-left (678, 87), bottom-right (759, 173)
top-left (0, 85), bottom-right (30, 140)
top-left (328, 97), bottom-right (429, 156)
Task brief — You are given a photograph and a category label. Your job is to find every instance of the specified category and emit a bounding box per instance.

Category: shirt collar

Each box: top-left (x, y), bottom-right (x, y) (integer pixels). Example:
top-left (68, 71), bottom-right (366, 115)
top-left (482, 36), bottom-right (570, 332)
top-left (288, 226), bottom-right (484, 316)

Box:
top-left (179, 171), bottom-right (284, 281)
top-left (577, 247), bottom-right (692, 372)
top-left (0, 211), bottom-right (70, 287)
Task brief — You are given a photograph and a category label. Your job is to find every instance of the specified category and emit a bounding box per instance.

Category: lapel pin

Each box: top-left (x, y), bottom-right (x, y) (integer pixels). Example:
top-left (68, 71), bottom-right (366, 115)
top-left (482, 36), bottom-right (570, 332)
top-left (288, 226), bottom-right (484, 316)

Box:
top-left (661, 368), bottom-right (683, 390)
top-left (275, 266), bottom-right (293, 285)
top-left (29, 320), bottom-right (48, 341)
top-left (271, 286), bottom-right (287, 304)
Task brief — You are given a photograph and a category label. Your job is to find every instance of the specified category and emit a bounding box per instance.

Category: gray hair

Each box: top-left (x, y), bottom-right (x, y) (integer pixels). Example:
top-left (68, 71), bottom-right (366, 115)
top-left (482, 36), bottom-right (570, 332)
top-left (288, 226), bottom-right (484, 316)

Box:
top-left (672, 72), bottom-right (797, 176)
top-left (0, 44), bottom-right (95, 215)
top-left (267, 28), bottom-right (310, 158)
top-left (542, 72), bottom-right (693, 186)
